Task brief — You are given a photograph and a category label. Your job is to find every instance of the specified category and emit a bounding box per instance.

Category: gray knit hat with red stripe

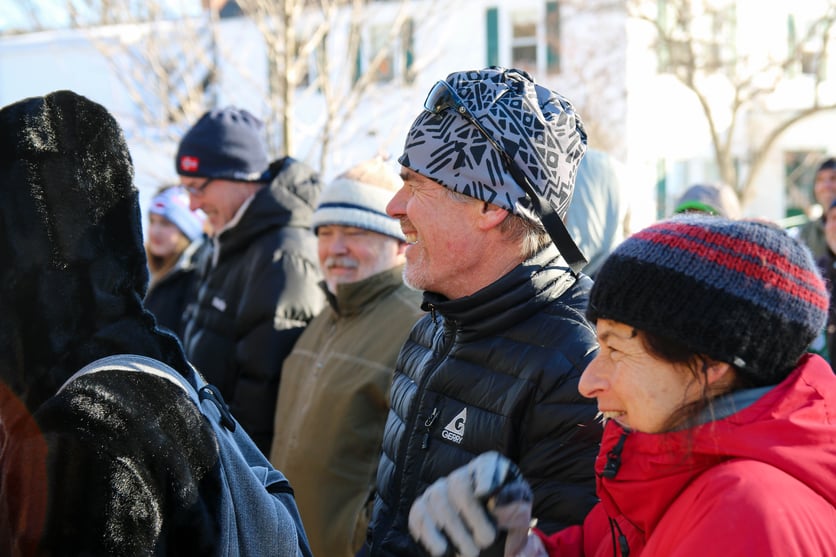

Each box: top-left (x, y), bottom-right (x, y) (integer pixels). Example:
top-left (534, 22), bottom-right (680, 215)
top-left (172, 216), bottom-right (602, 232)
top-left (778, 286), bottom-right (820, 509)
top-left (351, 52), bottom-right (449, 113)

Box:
top-left (588, 214), bottom-right (829, 385)
top-left (399, 67), bottom-right (586, 223)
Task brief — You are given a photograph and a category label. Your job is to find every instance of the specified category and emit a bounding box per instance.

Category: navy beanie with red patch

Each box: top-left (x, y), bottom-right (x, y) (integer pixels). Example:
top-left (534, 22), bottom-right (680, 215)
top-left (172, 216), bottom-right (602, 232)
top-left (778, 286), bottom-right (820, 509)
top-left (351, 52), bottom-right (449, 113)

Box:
top-left (176, 107), bottom-right (269, 182)
top-left (588, 214), bottom-right (829, 385)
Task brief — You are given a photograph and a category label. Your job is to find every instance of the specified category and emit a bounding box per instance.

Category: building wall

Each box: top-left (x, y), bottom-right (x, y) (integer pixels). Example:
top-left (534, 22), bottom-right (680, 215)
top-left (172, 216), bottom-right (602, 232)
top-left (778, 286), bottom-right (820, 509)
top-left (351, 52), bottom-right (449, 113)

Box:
top-left (1, 0), bottom-right (834, 229)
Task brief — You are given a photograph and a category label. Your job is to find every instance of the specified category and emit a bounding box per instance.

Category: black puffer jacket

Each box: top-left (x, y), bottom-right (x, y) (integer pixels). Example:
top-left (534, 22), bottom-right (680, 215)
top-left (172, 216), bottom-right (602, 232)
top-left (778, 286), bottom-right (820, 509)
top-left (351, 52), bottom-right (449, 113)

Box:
top-left (368, 246), bottom-right (602, 556)
top-left (183, 158), bottom-right (325, 454)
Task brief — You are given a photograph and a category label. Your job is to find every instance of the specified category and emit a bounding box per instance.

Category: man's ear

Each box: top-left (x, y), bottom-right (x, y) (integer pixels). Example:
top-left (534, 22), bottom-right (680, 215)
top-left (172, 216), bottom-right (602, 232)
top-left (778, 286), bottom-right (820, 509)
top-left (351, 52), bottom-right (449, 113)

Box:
top-left (477, 202), bottom-right (509, 231)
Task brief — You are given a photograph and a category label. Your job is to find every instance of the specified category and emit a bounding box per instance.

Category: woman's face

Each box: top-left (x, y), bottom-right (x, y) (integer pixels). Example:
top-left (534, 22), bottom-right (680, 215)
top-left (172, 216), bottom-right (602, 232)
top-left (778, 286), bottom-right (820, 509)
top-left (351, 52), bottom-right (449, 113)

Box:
top-left (579, 319), bottom-right (708, 433)
top-left (147, 213), bottom-right (185, 258)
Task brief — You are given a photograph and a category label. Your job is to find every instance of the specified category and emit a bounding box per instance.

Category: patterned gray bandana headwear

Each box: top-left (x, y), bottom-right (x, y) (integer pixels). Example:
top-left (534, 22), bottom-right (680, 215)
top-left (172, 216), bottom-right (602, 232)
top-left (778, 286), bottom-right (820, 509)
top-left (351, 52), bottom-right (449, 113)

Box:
top-left (399, 67), bottom-right (587, 222)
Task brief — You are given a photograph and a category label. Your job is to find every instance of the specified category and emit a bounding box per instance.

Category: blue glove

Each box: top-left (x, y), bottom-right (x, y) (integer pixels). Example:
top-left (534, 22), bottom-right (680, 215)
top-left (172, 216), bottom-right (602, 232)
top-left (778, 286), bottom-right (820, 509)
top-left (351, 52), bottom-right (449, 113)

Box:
top-left (408, 451), bottom-right (533, 557)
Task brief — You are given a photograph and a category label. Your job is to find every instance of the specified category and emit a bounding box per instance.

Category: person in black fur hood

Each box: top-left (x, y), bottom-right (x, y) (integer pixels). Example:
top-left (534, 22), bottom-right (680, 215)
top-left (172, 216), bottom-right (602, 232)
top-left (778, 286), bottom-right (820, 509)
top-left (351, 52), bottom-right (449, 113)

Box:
top-left (0, 90), bottom-right (268, 555)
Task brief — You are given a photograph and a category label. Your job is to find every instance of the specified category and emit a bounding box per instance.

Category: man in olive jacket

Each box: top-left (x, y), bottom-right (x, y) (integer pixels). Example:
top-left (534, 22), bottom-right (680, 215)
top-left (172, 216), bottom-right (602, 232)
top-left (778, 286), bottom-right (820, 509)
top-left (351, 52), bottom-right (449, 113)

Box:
top-left (271, 157), bottom-right (423, 557)
top-left (366, 67), bottom-right (602, 557)
top-left (177, 108), bottom-right (325, 454)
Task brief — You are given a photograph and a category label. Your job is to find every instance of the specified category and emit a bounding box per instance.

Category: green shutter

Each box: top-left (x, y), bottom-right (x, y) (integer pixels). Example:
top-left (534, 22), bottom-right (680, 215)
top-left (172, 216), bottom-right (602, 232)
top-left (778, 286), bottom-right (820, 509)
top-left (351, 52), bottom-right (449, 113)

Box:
top-left (403, 18), bottom-right (415, 83)
top-left (656, 158), bottom-right (667, 220)
top-left (546, 1), bottom-right (559, 73)
top-left (354, 38), bottom-right (362, 85)
top-left (486, 7), bottom-right (499, 67)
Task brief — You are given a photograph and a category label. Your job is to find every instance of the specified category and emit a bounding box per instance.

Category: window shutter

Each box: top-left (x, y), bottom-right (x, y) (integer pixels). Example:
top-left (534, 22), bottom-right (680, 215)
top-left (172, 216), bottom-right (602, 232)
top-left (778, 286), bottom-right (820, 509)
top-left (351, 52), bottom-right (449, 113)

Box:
top-left (403, 18), bottom-right (415, 84)
top-left (354, 41), bottom-right (362, 85)
top-left (486, 7), bottom-right (499, 67)
top-left (546, 1), bottom-right (560, 73)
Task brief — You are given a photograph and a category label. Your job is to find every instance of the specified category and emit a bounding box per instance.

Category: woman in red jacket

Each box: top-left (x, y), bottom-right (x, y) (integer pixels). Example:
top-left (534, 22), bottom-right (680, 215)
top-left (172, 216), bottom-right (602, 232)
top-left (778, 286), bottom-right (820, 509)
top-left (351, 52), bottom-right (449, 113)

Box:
top-left (408, 214), bottom-right (836, 557)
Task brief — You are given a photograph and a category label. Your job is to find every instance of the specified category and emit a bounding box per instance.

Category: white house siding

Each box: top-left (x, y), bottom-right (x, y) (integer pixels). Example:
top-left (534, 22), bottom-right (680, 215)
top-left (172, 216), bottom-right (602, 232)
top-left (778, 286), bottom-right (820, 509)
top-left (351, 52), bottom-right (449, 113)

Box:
top-left (1, 0), bottom-right (834, 230)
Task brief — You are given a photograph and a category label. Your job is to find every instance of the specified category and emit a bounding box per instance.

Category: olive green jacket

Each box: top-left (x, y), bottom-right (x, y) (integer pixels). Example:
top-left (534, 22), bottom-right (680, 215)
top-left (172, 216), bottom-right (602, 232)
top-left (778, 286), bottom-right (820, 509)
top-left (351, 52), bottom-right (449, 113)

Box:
top-left (270, 265), bottom-right (422, 557)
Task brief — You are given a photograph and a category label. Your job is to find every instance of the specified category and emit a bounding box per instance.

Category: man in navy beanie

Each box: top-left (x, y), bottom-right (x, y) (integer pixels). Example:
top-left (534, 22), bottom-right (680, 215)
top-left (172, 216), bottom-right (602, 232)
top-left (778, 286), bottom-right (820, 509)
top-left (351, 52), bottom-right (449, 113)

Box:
top-left (176, 107), bottom-right (325, 455)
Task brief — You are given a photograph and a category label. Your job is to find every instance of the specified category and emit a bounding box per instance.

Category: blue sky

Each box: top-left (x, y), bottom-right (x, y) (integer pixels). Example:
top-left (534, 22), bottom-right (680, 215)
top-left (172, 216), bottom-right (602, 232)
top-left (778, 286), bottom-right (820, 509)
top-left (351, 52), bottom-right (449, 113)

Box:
top-left (0, 0), bottom-right (69, 32)
top-left (0, 0), bottom-right (200, 33)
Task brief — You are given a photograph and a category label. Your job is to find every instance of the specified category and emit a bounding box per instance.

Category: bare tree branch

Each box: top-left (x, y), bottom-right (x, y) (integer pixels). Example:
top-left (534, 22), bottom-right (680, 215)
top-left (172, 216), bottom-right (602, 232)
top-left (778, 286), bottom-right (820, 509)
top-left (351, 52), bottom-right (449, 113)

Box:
top-left (628, 0), bottom-right (836, 208)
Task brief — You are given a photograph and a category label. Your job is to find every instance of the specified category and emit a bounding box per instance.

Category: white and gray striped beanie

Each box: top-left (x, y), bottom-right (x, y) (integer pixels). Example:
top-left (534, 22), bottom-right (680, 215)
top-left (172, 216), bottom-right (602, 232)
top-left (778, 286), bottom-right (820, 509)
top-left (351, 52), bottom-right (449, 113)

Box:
top-left (312, 156), bottom-right (405, 241)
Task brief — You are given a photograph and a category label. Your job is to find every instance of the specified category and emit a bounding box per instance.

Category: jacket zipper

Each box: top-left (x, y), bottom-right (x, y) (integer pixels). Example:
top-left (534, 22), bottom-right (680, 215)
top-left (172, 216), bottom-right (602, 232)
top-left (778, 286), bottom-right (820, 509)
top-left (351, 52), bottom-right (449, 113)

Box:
top-left (421, 407), bottom-right (440, 450)
top-left (603, 431), bottom-right (630, 557)
top-left (373, 304), bottom-right (456, 552)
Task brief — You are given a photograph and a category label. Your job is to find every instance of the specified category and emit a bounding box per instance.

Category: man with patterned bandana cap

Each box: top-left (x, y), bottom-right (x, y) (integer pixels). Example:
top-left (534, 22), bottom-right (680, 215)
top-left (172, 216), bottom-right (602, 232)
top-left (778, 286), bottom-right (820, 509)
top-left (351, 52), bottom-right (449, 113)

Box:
top-left (365, 67), bottom-right (602, 557)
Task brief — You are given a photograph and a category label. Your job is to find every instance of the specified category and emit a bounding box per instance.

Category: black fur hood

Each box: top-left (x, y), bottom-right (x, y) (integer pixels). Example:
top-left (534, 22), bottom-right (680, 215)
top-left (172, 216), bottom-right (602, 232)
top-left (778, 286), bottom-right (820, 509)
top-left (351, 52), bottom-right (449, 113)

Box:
top-left (0, 90), bottom-right (191, 412)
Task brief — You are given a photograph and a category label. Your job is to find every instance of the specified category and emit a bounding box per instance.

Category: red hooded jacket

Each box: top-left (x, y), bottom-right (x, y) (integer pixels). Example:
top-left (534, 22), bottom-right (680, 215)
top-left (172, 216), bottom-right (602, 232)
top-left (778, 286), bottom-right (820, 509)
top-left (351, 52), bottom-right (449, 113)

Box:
top-left (536, 354), bottom-right (836, 556)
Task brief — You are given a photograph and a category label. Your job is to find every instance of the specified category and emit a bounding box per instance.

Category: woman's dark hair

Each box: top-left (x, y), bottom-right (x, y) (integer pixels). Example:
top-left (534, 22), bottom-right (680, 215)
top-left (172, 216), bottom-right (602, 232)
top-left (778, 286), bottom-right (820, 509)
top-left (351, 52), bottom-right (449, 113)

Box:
top-left (638, 328), bottom-right (755, 432)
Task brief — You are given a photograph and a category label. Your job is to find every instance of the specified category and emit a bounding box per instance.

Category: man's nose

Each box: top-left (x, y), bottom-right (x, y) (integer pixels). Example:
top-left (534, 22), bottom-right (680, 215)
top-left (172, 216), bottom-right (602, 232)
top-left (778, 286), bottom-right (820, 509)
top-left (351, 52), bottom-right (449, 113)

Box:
top-left (386, 186), bottom-right (407, 217)
top-left (329, 233), bottom-right (348, 253)
top-left (188, 195), bottom-right (201, 212)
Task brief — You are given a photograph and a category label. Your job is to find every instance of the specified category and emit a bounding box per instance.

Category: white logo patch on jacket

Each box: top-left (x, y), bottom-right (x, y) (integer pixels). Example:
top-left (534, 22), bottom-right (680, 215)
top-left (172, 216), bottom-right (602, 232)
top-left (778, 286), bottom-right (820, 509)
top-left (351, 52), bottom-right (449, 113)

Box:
top-left (212, 296), bottom-right (227, 312)
top-left (442, 408), bottom-right (467, 444)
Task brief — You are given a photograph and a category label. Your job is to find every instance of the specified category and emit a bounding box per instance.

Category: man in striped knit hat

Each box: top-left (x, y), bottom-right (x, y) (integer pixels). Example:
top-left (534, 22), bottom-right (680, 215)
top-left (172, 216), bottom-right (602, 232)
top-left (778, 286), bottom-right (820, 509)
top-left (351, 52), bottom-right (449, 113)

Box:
top-left (270, 156), bottom-right (423, 557)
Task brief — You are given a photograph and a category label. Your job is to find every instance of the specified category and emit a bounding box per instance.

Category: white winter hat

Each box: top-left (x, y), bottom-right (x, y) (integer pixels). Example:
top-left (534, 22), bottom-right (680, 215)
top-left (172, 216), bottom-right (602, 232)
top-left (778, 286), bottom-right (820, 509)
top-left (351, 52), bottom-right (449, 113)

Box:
top-left (312, 156), bottom-right (405, 241)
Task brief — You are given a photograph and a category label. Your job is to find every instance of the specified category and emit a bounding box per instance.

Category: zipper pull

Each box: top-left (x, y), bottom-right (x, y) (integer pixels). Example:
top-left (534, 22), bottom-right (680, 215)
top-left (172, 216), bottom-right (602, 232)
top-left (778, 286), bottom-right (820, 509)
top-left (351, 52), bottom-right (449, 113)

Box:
top-left (421, 407), bottom-right (439, 450)
top-left (602, 432), bottom-right (628, 479)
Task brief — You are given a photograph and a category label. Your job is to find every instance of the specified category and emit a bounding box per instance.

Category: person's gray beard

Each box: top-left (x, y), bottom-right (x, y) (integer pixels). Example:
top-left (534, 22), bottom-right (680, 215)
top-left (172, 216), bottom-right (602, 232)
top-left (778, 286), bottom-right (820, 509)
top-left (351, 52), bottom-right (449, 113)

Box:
top-left (324, 256), bottom-right (358, 270)
top-left (401, 261), bottom-right (425, 293)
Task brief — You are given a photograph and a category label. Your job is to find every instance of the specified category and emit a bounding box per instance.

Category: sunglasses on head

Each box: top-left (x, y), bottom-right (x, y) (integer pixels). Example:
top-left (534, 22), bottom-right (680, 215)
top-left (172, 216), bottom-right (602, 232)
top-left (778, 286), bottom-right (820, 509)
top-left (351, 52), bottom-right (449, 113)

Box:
top-left (422, 80), bottom-right (587, 273)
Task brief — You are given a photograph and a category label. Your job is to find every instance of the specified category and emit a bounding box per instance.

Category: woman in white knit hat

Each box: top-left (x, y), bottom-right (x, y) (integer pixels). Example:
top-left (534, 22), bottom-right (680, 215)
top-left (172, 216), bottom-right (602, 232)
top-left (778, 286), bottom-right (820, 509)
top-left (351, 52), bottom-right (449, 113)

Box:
top-left (144, 185), bottom-right (207, 339)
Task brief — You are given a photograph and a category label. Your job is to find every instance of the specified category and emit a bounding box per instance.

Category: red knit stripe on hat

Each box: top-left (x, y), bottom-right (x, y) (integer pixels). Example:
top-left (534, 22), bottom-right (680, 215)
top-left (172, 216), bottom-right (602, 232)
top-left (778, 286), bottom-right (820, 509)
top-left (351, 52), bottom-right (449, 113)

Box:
top-left (633, 222), bottom-right (829, 312)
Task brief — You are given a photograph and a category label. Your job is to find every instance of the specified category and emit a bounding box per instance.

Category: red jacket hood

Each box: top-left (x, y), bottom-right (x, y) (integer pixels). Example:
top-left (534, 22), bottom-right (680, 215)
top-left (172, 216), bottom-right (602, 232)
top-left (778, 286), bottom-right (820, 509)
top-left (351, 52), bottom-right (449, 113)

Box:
top-left (595, 353), bottom-right (836, 539)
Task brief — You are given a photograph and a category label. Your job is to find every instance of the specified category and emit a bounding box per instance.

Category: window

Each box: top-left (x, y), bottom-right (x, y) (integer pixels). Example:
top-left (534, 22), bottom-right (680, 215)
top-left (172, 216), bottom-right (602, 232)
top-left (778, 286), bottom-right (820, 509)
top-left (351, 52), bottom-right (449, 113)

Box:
top-left (785, 150), bottom-right (827, 217)
top-left (511, 10), bottom-right (538, 74)
top-left (656, 0), bottom-right (737, 75)
top-left (369, 25), bottom-right (395, 82)
top-left (788, 14), bottom-right (827, 79)
top-left (353, 18), bottom-right (415, 84)
top-left (485, 2), bottom-right (561, 76)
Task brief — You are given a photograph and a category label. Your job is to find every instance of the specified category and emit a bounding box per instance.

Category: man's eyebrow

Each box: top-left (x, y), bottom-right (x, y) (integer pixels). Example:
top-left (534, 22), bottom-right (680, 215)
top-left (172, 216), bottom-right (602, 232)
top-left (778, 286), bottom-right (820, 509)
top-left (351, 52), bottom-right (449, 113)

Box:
top-left (399, 169), bottom-right (414, 181)
top-left (598, 329), bottom-right (633, 344)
